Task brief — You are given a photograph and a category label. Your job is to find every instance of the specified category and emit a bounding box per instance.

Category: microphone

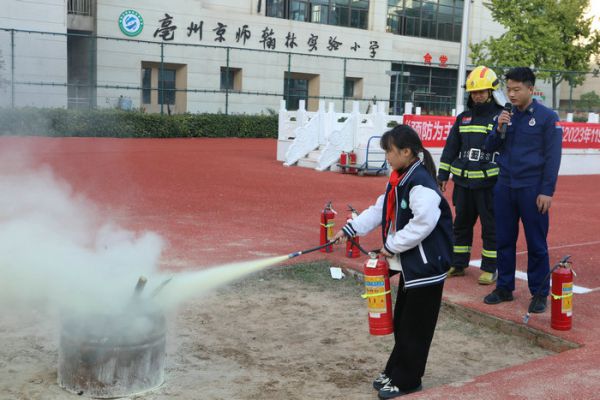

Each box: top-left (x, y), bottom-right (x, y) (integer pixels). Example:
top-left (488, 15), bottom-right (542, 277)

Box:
top-left (497, 102), bottom-right (512, 139)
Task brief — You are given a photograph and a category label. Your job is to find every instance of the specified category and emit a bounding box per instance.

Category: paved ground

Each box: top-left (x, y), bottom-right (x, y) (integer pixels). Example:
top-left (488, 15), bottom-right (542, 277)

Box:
top-left (5, 136), bottom-right (600, 399)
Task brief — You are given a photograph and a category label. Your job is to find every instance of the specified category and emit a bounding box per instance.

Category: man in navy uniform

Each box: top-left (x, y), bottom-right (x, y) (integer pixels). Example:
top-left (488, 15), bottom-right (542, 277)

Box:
top-left (483, 67), bottom-right (562, 313)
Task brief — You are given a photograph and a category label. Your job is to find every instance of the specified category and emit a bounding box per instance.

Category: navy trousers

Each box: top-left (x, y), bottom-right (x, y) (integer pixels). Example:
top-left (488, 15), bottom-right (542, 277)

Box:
top-left (493, 183), bottom-right (550, 296)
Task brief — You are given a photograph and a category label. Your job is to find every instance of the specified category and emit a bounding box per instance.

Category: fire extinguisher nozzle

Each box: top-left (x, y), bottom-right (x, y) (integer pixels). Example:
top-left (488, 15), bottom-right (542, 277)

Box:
top-left (523, 313), bottom-right (530, 324)
top-left (288, 251), bottom-right (302, 259)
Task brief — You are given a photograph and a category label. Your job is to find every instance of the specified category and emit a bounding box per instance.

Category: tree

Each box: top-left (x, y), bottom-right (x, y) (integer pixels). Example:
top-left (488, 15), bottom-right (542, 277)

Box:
top-left (470, 0), bottom-right (600, 109)
top-left (579, 90), bottom-right (600, 111)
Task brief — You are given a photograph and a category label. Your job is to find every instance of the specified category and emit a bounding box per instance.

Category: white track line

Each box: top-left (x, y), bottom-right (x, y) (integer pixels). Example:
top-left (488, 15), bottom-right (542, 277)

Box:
top-left (515, 240), bottom-right (600, 256)
top-left (469, 259), bottom-right (593, 294)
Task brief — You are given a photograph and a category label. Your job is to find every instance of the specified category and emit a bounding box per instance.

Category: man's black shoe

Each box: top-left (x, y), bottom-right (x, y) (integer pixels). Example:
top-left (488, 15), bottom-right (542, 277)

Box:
top-left (528, 296), bottom-right (547, 313)
top-left (483, 288), bottom-right (514, 304)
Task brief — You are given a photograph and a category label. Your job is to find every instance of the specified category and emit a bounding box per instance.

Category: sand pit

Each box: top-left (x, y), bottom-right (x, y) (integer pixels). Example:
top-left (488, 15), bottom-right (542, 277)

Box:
top-left (0, 262), bottom-right (554, 399)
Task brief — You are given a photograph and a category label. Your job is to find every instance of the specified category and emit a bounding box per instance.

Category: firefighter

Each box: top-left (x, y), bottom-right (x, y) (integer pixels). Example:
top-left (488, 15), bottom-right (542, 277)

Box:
top-left (437, 66), bottom-right (503, 285)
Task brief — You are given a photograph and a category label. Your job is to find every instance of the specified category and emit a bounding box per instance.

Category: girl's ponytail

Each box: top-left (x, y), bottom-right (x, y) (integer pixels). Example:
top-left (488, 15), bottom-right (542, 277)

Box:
top-left (420, 147), bottom-right (437, 179)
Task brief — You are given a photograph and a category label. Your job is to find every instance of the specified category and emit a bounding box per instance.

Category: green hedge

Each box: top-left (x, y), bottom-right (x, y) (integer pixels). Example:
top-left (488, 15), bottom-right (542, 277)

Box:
top-left (0, 108), bottom-right (278, 138)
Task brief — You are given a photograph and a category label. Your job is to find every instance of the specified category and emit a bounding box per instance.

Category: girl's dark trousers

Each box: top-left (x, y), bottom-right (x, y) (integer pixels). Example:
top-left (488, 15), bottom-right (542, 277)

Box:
top-left (384, 277), bottom-right (444, 390)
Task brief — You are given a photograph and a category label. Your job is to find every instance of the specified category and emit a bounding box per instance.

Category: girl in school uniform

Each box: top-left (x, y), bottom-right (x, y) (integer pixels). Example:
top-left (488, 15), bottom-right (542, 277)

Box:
top-left (333, 124), bottom-right (453, 399)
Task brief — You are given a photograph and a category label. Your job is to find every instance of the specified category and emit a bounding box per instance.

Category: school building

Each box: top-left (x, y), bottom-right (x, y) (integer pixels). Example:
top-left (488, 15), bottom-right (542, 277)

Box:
top-left (1, 0), bottom-right (560, 115)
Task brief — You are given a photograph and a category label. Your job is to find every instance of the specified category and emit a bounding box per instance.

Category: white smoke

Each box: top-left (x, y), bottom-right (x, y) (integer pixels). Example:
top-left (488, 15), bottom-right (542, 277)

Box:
top-left (0, 147), bottom-right (164, 317)
top-left (0, 144), bottom-right (288, 322)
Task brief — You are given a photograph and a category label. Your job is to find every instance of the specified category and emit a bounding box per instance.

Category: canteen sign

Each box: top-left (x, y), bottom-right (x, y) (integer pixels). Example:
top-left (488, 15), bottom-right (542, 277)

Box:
top-left (119, 10), bottom-right (144, 37)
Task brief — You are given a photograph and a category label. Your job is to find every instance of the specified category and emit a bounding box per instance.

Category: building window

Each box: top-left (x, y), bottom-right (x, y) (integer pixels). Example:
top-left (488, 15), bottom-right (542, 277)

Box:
top-left (266, 0), bottom-right (369, 29)
top-left (284, 77), bottom-right (309, 111)
top-left (220, 67), bottom-right (242, 91)
top-left (344, 78), bottom-right (354, 98)
top-left (387, 0), bottom-right (463, 42)
top-left (158, 68), bottom-right (176, 105)
top-left (142, 67), bottom-right (152, 104)
top-left (344, 77), bottom-right (363, 99)
top-left (141, 62), bottom-right (187, 113)
top-left (390, 64), bottom-right (457, 115)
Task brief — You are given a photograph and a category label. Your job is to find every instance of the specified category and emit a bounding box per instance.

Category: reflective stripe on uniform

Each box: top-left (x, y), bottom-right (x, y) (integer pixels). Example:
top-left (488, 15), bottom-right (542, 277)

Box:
top-left (450, 166), bottom-right (499, 179)
top-left (439, 162), bottom-right (451, 171)
top-left (454, 245), bottom-right (472, 253)
top-left (482, 249), bottom-right (497, 258)
top-left (459, 125), bottom-right (488, 134)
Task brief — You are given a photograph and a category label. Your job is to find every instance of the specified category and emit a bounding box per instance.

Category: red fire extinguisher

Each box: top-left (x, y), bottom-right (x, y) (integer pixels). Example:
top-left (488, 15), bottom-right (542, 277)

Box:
top-left (347, 151), bottom-right (357, 174)
top-left (319, 202), bottom-right (336, 253)
top-left (346, 205), bottom-right (361, 258)
top-left (551, 256), bottom-right (574, 331)
top-left (339, 152), bottom-right (348, 174)
top-left (361, 254), bottom-right (394, 335)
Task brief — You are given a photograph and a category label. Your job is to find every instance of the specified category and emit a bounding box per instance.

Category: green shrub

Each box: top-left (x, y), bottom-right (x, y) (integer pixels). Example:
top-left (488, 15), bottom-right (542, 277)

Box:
top-left (0, 108), bottom-right (278, 138)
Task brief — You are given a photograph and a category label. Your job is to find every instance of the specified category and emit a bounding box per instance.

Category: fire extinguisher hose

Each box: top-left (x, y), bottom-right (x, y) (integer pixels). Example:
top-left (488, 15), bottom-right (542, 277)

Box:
top-left (347, 236), bottom-right (379, 257)
top-left (523, 255), bottom-right (571, 324)
top-left (287, 241), bottom-right (337, 259)
top-left (287, 237), bottom-right (377, 259)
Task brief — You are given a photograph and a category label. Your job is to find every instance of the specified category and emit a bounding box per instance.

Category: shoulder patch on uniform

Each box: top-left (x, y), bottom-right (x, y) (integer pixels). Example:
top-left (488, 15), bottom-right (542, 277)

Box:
top-left (555, 121), bottom-right (563, 130)
top-left (462, 116), bottom-right (472, 124)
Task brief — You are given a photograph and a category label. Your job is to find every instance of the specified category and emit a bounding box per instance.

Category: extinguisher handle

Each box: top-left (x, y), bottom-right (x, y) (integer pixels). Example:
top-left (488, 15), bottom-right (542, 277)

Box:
top-left (559, 255), bottom-right (572, 264)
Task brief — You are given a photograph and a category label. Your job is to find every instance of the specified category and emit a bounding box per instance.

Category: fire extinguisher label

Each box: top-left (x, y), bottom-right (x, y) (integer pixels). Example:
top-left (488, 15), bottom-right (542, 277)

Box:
top-left (562, 282), bottom-right (573, 315)
top-left (365, 275), bottom-right (388, 314)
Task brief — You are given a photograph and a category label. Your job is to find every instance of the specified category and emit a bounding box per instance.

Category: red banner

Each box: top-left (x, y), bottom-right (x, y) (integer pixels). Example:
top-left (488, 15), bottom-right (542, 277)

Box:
top-left (404, 115), bottom-right (600, 150)
top-left (402, 115), bottom-right (455, 148)
top-left (560, 122), bottom-right (600, 149)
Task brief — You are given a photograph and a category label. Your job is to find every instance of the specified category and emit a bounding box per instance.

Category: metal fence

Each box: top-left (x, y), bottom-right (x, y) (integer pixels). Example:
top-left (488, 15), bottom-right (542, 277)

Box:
top-left (0, 28), bottom-right (598, 118)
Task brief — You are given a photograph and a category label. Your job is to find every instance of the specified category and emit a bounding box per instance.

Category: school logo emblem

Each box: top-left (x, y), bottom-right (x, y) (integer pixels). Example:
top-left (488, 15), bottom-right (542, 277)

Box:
top-left (529, 118), bottom-right (536, 127)
top-left (400, 199), bottom-right (408, 209)
top-left (119, 10), bottom-right (144, 37)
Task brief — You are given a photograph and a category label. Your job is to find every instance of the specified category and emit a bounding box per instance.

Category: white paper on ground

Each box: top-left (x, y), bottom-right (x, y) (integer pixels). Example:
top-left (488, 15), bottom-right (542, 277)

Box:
top-left (330, 267), bottom-right (345, 280)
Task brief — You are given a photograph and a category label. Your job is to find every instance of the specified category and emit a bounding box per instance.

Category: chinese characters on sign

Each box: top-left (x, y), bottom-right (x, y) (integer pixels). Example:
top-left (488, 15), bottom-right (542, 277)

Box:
top-left (260, 27), bottom-right (276, 50)
top-left (439, 54), bottom-right (448, 67)
top-left (154, 14), bottom-right (177, 41)
top-left (149, 13), bottom-right (380, 58)
top-left (186, 21), bottom-right (203, 40)
top-left (423, 52), bottom-right (432, 65)
top-left (307, 34), bottom-right (318, 52)
top-left (213, 22), bottom-right (227, 42)
top-left (424, 53), bottom-right (450, 67)
top-left (236, 25), bottom-right (251, 45)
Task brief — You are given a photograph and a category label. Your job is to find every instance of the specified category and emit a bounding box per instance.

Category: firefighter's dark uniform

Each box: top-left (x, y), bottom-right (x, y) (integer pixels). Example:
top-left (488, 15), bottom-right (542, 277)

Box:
top-left (437, 100), bottom-right (503, 274)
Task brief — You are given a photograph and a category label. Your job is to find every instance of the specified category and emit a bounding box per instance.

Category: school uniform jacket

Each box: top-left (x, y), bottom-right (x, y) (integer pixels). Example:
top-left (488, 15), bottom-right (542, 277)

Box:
top-left (343, 161), bottom-right (453, 289)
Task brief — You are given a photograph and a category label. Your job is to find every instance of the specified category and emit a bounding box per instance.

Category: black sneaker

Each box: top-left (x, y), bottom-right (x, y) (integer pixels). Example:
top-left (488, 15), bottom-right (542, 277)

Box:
top-left (529, 296), bottom-right (547, 313)
top-left (378, 383), bottom-right (423, 399)
top-left (372, 373), bottom-right (391, 391)
top-left (483, 288), bottom-right (514, 304)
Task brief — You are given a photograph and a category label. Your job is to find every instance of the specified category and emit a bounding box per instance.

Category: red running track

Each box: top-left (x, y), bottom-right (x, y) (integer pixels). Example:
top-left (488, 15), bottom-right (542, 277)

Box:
top-left (3, 136), bottom-right (600, 399)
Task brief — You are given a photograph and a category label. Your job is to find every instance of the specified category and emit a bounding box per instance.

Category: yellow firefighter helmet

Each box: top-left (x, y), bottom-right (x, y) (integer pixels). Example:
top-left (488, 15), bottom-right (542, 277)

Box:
top-left (465, 66), bottom-right (500, 92)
